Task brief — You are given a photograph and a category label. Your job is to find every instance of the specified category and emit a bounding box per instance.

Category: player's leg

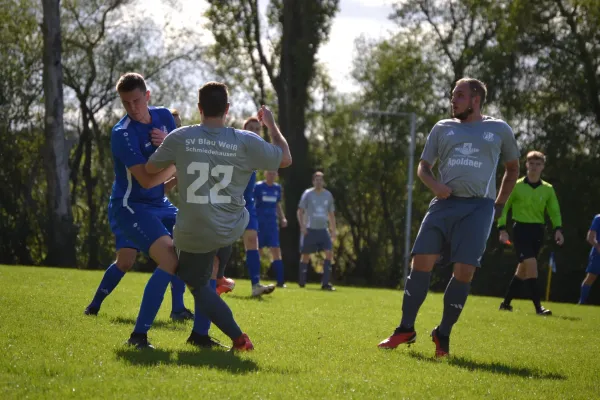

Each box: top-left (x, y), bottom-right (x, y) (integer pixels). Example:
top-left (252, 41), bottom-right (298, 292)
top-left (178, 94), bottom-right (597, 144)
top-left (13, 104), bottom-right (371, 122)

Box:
top-left (580, 258), bottom-right (600, 304)
top-left (160, 209), bottom-right (193, 321)
top-left (516, 224), bottom-right (549, 315)
top-left (500, 224), bottom-right (527, 311)
top-left (433, 198), bottom-right (494, 357)
top-left (85, 245), bottom-right (137, 315)
top-left (299, 229), bottom-right (319, 287)
top-left (378, 199), bottom-right (446, 349)
top-left (245, 224), bottom-right (275, 296)
top-left (322, 230), bottom-right (335, 290)
top-left (215, 246), bottom-right (236, 295)
top-left (261, 222), bottom-right (286, 287)
top-left (269, 247), bottom-right (285, 287)
top-left (178, 250), bottom-right (253, 351)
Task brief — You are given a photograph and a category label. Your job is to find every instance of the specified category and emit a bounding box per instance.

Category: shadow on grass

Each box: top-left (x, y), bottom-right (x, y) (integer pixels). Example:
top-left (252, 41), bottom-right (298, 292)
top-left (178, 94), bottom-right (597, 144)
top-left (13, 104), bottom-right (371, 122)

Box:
top-left (110, 316), bottom-right (189, 330)
top-left (227, 294), bottom-right (269, 302)
top-left (407, 351), bottom-right (567, 380)
top-left (554, 315), bottom-right (582, 322)
top-left (115, 348), bottom-right (259, 373)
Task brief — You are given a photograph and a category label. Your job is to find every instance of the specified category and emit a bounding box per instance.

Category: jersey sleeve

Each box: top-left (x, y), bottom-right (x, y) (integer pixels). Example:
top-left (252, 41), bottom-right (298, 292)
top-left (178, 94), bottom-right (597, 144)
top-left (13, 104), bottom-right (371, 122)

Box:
top-left (243, 132), bottom-right (283, 171)
top-left (590, 215), bottom-right (600, 231)
top-left (497, 186), bottom-right (515, 229)
top-left (328, 192), bottom-right (335, 212)
top-left (162, 109), bottom-right (177, 133)
top-left (420, 124), bottom-right (439, 165)
top-left (499, 122), bottom-right (520, 163)
top-left (149, 133), bottom-right (178, 169)
top-left (546, 186), bottom-right (562, 229)
top-left (298, 191), bottom-right (309, 209)
top-left (111, 128), bottom-right (147, 168)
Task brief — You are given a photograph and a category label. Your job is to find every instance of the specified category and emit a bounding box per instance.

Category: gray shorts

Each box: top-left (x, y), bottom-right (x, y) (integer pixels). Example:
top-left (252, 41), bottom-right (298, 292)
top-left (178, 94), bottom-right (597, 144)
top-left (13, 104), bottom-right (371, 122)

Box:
top-left (176, 249), bottom-right (216, 292)
top-left (300, 228), bottom-right (332, 254)
top-left (412, 196), bottom-right (494, 268)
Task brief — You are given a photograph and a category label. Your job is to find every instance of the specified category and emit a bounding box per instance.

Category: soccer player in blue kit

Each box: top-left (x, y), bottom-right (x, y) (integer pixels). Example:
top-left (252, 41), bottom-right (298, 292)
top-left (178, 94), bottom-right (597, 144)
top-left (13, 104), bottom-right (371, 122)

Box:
top-left (255, 170), bottom-right (288, 287)
top-left (579, 214), bottom-right (600, 304)
top-left (215, 117), bottom-right (276, 297)
top-left (84, 73), bottom-right (192, 321)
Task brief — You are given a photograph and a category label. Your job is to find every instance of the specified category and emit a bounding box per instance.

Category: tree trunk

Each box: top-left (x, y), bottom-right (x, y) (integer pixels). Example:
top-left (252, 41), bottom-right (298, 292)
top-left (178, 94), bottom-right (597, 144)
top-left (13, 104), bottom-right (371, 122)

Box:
top-left (276, 0), bottom-right (316, 282)
top-left (42, 0), bottom-right (77, 267)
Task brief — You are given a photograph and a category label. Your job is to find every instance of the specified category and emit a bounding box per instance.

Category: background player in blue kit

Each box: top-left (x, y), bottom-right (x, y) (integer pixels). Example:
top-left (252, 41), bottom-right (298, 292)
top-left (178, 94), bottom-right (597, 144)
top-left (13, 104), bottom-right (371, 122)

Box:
top-left (216, 117), bottom-right (276, 297)
top-left (255, 170), bottom-right (288, 287)
top-left (579, 214), bottom-right (600, 304)
top-left (84, 73), bottom-right (192, 322)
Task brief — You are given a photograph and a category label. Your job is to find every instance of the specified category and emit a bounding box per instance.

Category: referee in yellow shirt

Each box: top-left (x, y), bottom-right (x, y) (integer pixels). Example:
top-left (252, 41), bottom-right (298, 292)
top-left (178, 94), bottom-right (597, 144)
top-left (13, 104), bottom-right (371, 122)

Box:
top-left (497, 151), bottom-right (564, 315)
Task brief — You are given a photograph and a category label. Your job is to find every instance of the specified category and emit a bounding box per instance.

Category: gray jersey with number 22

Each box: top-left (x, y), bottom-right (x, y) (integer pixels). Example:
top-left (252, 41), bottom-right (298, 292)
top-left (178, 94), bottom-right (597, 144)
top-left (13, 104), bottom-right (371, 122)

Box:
top-left (150, 125), bottom-right (283, 253)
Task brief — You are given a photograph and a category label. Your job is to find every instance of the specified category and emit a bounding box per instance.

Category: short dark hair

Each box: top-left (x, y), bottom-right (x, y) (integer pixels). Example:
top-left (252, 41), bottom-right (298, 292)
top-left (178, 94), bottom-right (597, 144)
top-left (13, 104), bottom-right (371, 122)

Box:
top-left (243, 116), bottom-right (260, 129)
top-left (116, 72), bottom-right (147, 93)
top-left (526, 150), bottom-right (546, 163)
top-left (198, 82), bottom-right (229, 118)
top-left (455, 77), bottom-right (487, 106)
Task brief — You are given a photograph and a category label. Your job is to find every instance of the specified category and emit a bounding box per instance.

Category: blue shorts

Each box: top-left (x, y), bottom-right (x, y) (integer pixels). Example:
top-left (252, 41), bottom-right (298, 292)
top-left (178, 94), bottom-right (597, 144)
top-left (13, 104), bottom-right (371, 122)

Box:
top-left (586, 254), bottom-right (600, 275)
top-left (300, 228), bottom-right (332, 254)
top-left (412, 196), bottom-right (494, 268)
top-left (258, 221), bottom-right (280, 248)
top-left (108, 201), bottom-right (177, 254)
top-left (246, 208), bottom-right (258, 231)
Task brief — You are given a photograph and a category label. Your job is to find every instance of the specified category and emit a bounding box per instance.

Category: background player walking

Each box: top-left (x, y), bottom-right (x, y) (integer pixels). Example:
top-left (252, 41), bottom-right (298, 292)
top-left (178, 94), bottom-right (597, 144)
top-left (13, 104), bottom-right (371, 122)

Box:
top-left (498, 151), bottom-right (563, 315)
top-left (579, 214), bottom-right (600, 304)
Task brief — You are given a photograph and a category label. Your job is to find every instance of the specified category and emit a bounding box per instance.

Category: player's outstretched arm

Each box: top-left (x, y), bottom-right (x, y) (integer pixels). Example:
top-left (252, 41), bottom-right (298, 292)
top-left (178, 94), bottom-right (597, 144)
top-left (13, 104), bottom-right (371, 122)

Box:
top-left (277, 203), bottom-right (288, 227)
top-left (129, 164), bottom-right (176, 189)
top-left (495, 159), bottom-right (519, 217)
top-left (258, 106), bottom-right (291, 168)
top-left (417, 160), bottom-right (452, 199)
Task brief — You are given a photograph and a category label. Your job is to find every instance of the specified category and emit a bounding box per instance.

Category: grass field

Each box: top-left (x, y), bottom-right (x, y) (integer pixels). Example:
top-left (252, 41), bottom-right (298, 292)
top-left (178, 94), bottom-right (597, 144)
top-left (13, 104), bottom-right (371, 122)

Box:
top-left (0, 266), bottom-right (598, 399)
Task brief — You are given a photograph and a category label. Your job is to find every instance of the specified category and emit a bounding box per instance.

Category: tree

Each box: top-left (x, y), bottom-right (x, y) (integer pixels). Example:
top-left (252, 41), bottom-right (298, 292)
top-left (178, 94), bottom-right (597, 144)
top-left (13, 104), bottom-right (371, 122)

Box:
top-left (205, 0), bottom-right (339, 276)
top-left (41, 0), bottom-right (77, 267)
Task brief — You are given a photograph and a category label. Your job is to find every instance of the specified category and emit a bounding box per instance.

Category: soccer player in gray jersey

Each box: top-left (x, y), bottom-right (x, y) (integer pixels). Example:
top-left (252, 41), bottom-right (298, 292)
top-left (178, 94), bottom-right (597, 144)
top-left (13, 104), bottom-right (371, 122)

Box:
top-left (378, 78), bottom-right (520, 357)
top-left (129, 82), bottom-right (292, 350)
top-left (297, 172), bottom-right (337, 291)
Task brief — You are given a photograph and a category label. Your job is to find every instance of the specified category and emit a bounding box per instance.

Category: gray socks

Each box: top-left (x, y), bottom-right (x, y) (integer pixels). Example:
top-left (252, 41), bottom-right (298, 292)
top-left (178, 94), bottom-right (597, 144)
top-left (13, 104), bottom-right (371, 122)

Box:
top-left (399, 270), bottom-right (431, 329)
top-left (439, 277), bottom-right (471, 336)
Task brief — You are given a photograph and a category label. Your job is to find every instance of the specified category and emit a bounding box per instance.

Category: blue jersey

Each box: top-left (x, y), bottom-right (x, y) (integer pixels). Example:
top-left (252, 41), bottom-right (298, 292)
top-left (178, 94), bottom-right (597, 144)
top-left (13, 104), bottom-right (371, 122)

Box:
top-left (244, 171), bottom-right (257, 213)
top-left (590, 214), bottom-right (600, 257)
top-left (109, 107), bottom-right (177, 207)
top-left (254, 181), bottom-right (281, 223)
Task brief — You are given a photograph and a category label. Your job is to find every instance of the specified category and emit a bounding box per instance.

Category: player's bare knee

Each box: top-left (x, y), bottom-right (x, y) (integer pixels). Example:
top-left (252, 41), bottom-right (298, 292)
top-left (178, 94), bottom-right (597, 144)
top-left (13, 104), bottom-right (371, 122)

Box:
top-left (300, 254), bottom-right (310, 264)
top-left (115, 248), bottom-right (137, 272)
top-left (325, 250), bottom-right (333, 261)
top-left (243, 230), bottom-right (258, 250)
top-left (270, 247), bottom-right (282, 261)
top-left (411, 254), bottom-right (437, 272)
top-left (453, 263), bottom-right (476, 283)
top-left (149, 235), bottom-right (177, 274)
top-left (584, 273), bottom-right (597, 285)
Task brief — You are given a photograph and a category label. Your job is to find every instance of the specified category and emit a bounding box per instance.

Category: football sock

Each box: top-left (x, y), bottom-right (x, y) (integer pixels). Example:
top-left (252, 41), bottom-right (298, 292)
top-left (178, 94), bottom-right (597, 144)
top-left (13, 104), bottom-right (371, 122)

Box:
top-left (579, 284), bottom-right (592, 304)
top-left (192, 283), bottom-right (242, 340)
top-left (439, 277), bottom-right (471, 336)
top-left (246, 250), bottom-right (261, 285)
top-left (399, 269), bottom-right (431, 330)
top-left (322, 259), bottom-right (332, 286)
top-left (503, 275), bottom-right (523, 305)
top-left (272, 260), bottom-right (284, 284)
top-left (299, 262), bottom-right (309, 286)
top-left (170, 275), bottom-right (186, 313)
top-left (89, 263), bottom-right (125, 310)
top-left (525, 278), bottom-right (542, 311)
top-left (133, 268), bottom-right (172, 334)
top-left (193, 279), bottom-right (217, 335)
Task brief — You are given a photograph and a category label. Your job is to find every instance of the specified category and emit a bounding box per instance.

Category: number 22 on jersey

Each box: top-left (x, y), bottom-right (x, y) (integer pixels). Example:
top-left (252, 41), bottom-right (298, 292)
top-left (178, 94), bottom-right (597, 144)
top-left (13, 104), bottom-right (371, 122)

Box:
top-left (186, 162), bottom-right (233, 204)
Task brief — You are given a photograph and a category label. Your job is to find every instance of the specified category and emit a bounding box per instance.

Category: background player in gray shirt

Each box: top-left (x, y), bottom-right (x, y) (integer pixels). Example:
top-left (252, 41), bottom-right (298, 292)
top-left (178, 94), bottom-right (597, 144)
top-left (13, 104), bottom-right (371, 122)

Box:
top-left (378, 78), bottom-right (520, 357)
top-left (297, 172), bottom-right (337, 291)
top-left (133, 82), bottom-right (291, 350)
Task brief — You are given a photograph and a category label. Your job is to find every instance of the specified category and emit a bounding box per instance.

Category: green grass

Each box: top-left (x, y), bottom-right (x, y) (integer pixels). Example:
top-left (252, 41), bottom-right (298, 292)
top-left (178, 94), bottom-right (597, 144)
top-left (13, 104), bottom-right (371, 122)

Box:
top-left (0, 266), bottom-right (598, 399)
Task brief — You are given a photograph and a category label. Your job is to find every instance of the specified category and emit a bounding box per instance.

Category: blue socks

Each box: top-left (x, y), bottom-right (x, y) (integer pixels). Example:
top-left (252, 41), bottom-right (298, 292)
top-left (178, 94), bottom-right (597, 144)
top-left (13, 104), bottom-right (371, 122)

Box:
top-left (133, 268), bottom-right (172, 334)
top-left (246, 250), bottom-right (261, 285)
top-left (272, 260), bottom-right (284, 284)
top-left (193, 279), bottom-right (216, 335)
top-left (89, 263), bottom-right (125, 309)
top-left (322, 260), bottom-right (332, 286)
top-left (170, 275), bottom-right (186, 313)
top-left (580, 284), bottom-right (592, 304)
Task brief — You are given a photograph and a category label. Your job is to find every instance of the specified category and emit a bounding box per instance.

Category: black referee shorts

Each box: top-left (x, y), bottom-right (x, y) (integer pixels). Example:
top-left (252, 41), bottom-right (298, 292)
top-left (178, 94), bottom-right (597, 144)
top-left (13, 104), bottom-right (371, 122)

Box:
top-left (512, 222), bottom-right (545, 262)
